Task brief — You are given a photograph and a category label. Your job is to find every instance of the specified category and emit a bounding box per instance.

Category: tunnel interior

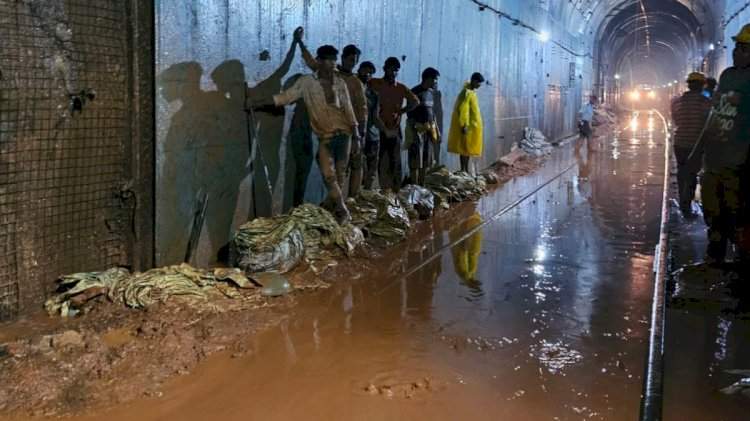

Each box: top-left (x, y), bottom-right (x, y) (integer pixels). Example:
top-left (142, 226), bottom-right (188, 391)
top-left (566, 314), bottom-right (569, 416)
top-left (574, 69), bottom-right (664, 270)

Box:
top-left (592, 0), bottom-right (721, 98)
top-left (2, 1), bottom-right (750, 420)
top-left (1, 0), bottom-right (749, 316)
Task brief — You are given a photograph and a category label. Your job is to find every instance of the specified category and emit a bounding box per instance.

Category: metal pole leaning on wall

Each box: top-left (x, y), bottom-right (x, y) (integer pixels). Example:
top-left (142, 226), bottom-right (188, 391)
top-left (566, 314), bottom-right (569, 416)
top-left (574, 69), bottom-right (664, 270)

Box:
top-left (639, 109), bottom-right (672, 421)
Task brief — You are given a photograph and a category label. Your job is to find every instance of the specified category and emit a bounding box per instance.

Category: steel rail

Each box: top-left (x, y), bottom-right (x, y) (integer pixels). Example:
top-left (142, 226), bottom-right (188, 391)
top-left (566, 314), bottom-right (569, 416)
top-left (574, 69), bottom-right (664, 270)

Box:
top-left (639, 109), bottom-right (672, 421)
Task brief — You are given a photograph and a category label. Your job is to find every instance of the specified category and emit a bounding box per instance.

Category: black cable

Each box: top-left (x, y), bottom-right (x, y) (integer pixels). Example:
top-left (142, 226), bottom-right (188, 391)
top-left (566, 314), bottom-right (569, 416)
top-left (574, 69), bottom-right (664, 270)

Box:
top-left (467, 0), bottom-right (593, 58)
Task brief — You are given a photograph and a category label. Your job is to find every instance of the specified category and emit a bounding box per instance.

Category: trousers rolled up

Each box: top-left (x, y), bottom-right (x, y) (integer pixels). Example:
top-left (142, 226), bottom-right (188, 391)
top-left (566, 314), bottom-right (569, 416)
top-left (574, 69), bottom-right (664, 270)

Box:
top-left (318, 133), bottom-right (351, 213)
top-left (406, 121), bottom-right (436, 185)
top-left (378, 130), bottom-right (403, 193)
top-left (348, 126), bottom-right (365, 198)
top-left (363, 139), bottom-right (379, 190)
top-left (674, 146), bottom-right (699, 212)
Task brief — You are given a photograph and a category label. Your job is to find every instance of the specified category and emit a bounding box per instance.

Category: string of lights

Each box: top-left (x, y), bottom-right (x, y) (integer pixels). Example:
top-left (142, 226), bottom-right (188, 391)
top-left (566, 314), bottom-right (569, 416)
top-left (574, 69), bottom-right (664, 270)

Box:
top-left (468, 0), bottom-right (593, 58)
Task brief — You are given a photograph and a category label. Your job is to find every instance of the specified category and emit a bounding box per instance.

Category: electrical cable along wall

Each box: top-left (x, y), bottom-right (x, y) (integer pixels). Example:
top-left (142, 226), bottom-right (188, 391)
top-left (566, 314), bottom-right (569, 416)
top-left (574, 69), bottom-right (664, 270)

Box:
top-left (0, 0), bottom-right (153, 318)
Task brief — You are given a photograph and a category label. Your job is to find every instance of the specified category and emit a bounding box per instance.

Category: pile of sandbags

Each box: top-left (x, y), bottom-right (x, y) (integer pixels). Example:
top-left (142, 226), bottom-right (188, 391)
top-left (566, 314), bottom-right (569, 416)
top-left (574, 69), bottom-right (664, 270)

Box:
top-left (348, 190), bottom-right (412, 247)
top-left (45, 265), bottom-right (254, 317)
top-left (519, 127), bottom-right (553, 157)
top-left (425, 166), bottom-right (487, 206)
top-left (231, 204), bottom-right (364, 274)
top-left (231, 216), bottom-right (305, 274)
top-left (398, 185), bottom-right (436, 220)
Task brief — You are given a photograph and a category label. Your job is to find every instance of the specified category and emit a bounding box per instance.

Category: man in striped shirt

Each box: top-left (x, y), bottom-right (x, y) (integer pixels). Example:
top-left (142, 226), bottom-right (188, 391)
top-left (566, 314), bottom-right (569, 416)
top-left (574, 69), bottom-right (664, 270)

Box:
top-left (670, 72), bottom-right (711, 217)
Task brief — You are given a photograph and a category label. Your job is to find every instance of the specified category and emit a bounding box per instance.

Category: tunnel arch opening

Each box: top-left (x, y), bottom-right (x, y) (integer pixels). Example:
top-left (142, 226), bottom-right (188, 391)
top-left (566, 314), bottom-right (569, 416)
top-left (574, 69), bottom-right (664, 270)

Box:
top-left (587, 0), bottom-right (720, 102)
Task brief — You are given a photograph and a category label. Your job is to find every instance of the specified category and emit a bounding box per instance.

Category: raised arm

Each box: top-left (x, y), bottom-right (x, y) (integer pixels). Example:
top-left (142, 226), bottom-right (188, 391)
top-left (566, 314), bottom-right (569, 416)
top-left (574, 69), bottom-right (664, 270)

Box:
top-left (268, 33), bottom-right (298, 82)
top-left (294, 26), bottom-right (318, 72)
top-left (247, 76), bottom-right (304, 109)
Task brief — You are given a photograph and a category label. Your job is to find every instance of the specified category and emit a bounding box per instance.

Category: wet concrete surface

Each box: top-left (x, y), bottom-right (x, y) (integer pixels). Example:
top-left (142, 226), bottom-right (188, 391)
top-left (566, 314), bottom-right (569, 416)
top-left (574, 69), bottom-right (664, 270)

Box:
top-left (663, 196), bottom-right (750, 420)
top-left (74, 114), bottom-right (667, 421)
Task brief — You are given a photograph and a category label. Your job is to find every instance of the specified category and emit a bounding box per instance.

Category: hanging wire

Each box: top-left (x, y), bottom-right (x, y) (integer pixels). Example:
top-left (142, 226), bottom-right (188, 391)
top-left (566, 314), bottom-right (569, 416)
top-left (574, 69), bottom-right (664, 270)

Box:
top-left (467, 0), bottom-right (593, 58)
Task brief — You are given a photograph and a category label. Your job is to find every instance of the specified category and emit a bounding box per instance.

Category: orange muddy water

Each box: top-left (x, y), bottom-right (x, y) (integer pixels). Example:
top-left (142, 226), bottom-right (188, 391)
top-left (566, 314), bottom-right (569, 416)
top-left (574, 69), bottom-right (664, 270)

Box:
top-left (13, 115), bottom-right (670, 421)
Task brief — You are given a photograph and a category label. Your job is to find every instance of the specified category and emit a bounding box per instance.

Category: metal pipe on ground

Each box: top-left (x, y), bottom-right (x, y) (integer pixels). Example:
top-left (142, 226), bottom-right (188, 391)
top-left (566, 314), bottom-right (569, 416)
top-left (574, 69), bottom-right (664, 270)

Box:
top-left (639, 109), bottom-right (672, 421)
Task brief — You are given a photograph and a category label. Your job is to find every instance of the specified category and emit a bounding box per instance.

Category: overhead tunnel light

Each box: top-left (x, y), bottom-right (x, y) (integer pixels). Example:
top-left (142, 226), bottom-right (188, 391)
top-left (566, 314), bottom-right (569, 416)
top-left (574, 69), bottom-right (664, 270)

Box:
top-left (709, 43), bottom-right (716, 51)
top-left (614, 74), bottom-right (621, 80)
top-left (630, 90), bottom-right (641, 101)
top-left (539, 31), bottom-right (550, 43)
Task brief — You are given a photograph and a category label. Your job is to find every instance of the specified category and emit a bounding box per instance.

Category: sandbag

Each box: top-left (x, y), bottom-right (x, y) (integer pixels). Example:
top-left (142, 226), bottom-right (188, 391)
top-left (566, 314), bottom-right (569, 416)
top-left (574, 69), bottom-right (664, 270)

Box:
top-left (399, 185), bottom-right (436, 220)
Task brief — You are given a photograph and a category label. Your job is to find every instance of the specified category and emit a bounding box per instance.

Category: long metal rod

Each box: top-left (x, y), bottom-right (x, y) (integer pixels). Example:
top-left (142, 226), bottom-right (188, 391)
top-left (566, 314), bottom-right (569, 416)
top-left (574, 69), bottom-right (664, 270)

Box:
top-left (639, 109), bottom-right (672, 421)
top-left (376, 134), bottom-right (580, 296)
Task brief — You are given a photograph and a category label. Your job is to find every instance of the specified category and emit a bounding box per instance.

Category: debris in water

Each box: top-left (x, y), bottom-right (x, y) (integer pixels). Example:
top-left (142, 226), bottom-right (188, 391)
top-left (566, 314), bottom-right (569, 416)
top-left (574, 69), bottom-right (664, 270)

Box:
top-left (531, 340), bottom-right (584, 374)
top-left (363, 378), bottom-right (435, 399)
top-left (251, 273), bottom-right (292, 297)
top-left (507, 389), bottom-right (526, 401)
top-left (720, 376), bottom-right (750, 396)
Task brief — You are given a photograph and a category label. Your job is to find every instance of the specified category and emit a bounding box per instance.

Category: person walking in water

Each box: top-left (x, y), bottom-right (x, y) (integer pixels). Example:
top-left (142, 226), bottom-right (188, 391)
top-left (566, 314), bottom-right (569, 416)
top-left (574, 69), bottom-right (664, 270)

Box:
top-left (692, 24), bottom-right (750, 266)
top-left (578, 95), bottom-right (597, 146)
top-left (448, 72), bottom-right (485, 173)
top-left (670, 72), bottom-right (711, 217)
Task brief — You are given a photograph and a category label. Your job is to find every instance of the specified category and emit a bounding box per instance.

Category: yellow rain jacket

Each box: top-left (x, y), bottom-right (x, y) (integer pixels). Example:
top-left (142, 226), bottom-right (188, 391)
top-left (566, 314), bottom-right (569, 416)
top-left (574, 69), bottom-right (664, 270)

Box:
top-left (447, 83), bottom-right (483, 157)
top-left (450, 213), bottom-right (483, 282)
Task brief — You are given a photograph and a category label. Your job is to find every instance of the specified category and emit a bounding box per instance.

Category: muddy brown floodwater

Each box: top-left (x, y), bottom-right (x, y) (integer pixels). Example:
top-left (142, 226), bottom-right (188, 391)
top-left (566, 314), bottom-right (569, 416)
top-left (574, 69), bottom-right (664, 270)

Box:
top-left (6, 114), bottom-right (668, 421)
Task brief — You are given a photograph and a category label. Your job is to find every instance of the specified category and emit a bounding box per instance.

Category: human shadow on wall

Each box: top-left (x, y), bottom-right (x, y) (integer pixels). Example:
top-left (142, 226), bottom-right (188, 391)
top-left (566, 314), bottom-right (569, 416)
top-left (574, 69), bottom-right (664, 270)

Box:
top-left (158, 61), bottom-right (213, 266)
top-left (158, 52), bottom-right (300, 266)
top-left (159, 60), bottom-right (250, 267)
top-left (246, 42), bottom-right (297, 217)
top-left (280, 73), bottom-right (314, 213)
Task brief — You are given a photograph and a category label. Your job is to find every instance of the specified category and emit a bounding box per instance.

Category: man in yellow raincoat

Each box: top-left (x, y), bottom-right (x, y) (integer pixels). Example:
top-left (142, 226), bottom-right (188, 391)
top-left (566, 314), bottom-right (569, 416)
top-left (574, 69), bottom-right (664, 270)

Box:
top-left (450, 212), bottom-right (483, 290)
top-left (448, 72), bottom-right (485, 173)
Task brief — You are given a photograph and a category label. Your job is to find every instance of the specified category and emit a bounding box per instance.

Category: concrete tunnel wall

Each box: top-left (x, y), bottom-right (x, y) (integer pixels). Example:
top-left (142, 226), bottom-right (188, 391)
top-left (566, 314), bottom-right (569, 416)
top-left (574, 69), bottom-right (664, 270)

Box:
top-left (155, 0), bottom-right (596, 267)
top-left (715, 1), bottom-right (750, 72)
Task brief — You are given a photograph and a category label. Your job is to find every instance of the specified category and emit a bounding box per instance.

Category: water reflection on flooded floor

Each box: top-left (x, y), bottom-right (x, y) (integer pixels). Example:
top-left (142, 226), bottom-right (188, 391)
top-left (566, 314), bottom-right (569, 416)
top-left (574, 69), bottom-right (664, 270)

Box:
top-left (85, 117), bottom-right (667, 421)
top-left (663, 193), bottom-right (750, 420)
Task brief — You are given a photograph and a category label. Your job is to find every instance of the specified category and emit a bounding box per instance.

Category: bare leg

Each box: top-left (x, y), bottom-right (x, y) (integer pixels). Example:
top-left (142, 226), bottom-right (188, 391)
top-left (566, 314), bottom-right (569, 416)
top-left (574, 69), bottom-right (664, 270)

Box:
top-left (460, 156), bottom-right (470, 173)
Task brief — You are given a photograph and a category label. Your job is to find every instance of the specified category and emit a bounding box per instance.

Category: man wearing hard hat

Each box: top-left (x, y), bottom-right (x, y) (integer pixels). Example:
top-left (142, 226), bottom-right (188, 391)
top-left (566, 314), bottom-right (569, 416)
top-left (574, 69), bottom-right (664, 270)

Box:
top-left (694, 24), bottom-right (750, 268)
top-left (671, 72), bottom-right (711, 217)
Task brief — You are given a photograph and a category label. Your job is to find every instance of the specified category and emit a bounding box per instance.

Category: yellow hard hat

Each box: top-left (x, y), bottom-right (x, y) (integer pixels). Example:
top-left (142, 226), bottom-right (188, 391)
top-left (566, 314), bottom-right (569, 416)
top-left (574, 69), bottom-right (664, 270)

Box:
top-left (732, 24), bottom-right (750, 44)
top-left (687, 72), bottom-right (706, 83)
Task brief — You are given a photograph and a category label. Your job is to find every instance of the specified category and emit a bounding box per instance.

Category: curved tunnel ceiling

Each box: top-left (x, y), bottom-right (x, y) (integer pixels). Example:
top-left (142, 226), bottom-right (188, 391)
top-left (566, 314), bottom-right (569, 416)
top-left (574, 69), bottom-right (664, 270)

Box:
top-left (589, 0), bottom-right (718, 86)
top-left (564, 0), bottom-right (719, 86)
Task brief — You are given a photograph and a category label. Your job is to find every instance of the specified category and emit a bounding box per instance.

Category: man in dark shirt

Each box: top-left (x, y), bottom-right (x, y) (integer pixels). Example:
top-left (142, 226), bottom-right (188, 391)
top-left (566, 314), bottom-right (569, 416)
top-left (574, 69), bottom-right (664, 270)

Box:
top-left (369, 57), bottom-right (420, 193)
top-left (405, 67), bottom-right (441, 185)
top-left (670, 72), bottom-right (711, 216)
top-left (696, 25), bottom-right (750, 265)
top-left (357, 61), bottom-right (385, 190)
top-left (704, 77), bottom-right (718, 99)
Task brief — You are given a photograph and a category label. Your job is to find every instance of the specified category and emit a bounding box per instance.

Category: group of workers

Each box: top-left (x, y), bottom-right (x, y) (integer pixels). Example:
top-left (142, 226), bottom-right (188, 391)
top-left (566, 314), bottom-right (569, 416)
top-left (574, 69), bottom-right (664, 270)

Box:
top-left (670, 24), bottom-right (750, 271)
top-left (250, 27), bottom-right (485, 223)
